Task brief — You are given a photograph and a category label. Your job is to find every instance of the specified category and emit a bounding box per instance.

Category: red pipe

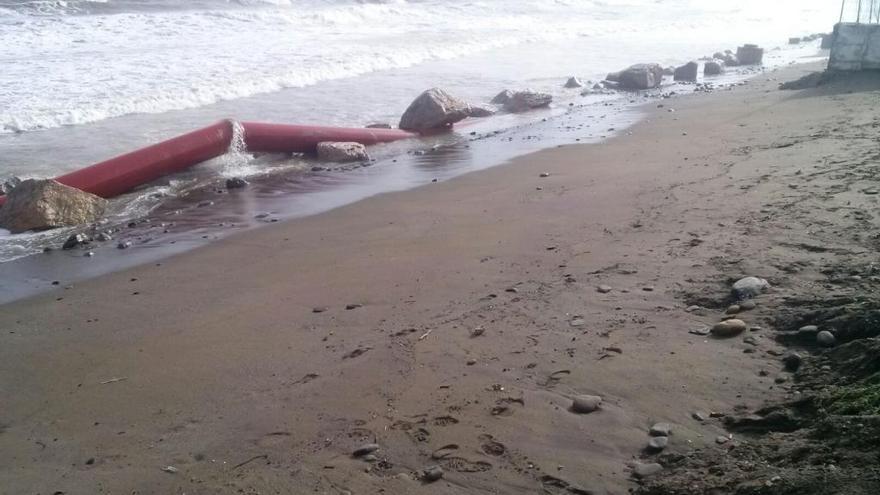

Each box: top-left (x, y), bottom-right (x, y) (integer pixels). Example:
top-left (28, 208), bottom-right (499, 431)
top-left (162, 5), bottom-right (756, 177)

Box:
top-left (0, 121), bottom-right (419, 207)
top-left (242, 122), bottom-right (416, 153)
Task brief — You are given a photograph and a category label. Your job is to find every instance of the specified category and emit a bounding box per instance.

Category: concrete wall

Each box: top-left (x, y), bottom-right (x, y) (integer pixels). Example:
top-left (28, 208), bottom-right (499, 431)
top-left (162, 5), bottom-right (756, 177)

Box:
top-left (828, 22), bottom-right (880, 71)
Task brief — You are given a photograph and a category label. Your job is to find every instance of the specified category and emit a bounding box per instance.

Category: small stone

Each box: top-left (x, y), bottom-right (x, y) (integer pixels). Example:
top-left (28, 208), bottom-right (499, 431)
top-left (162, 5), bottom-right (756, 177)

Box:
top-left (466, 359), bottom-right (477, 366)
top-left (647, 436), bottom-right (668, 452)
top-left (95, 232), bottom-right (112, 242)
top-left (117, 241), bottom-right (132, 250)
top-left (63, 233), bottom-right (88, 250)
top-left (225, 177), bottom-right (248, 189)
top-left (633, 462), bottom-right (663, 479)
top-left (539, 172), bottom-right (550, 178)
top-left (799, 325), bottom-right (818, 333)
top-left (84, 251), bottom-right (94, 257)
top-left (743, 336), bottom-right (759, 346)
top-left (711, 319), bottom-right (748, 338)
top-left (692, 411), bottom-right (708, 422)
top-left (739, 300), bottom-right (757, 310)
top-left (571, 395), bottom-right (602, 414)
top-left (569, 317), bottom-right (586, 327)
top-left (782, 352), bottom-right (802, 372)
top-left (689, 327), bottom-right (711, 336)
top-left (775, 375), bottom-right (788, 384)
top-left (312, 307), bottom-right (328, 313)
top-left (817, 330), bottom-right (837, 347)
top-left (649, 423), bottom-right (672, 437)
top-left (685, 305), bottom-right (702, 313)
top-left (352, 443), bottom-right (380, 457)
top-left (725, 305), bottom-right (741, 315)
top-left (732, 277), bottom-right (770, 299)
top-left (597, 285), bottom-right (613, 294)
top-left (422, 465), bottom-right (444, 482)
top-left (716, 436), bottom-right (730, 444)
top-left (345, 304), bottom-right (362, 310)
top-left (362, 454), bottom-right (378, 462)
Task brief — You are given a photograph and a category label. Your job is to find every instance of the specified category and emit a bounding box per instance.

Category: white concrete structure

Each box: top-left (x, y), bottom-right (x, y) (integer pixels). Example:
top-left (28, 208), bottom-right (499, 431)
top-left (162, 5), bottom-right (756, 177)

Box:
top-left (828, 22), bottom-right (880, 71)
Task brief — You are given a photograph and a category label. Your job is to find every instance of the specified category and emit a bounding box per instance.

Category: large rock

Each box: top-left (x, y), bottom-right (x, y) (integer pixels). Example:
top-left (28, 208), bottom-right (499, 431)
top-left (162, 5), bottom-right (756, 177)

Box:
top-left (0, 179), bottom-right (107, 233)
top-left (316, 142), bottom-right (369, 162)
top-left (491, 90), bottom-right (514, 105)
top-left (503, 90), bottom-right (553, 113)
top-left (704, 60), bottom-right (724, 76)
top-left (467, 105), bottom-right (496, 118)
top-left (399, 88), bottom-right (472, 131)
top-left (673, 62), bottom-right (699, 82)
top-left (616, 63), bottom-right (665, 90)
top-left (564, 77), bottom-right (584, 88)
top-left (736, 44), bottom-right (764, 65)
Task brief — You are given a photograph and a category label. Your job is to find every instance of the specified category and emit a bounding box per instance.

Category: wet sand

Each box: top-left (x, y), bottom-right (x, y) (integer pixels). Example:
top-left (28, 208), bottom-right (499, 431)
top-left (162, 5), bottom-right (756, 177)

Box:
top-left (2, 61), bottom-right (876, 494)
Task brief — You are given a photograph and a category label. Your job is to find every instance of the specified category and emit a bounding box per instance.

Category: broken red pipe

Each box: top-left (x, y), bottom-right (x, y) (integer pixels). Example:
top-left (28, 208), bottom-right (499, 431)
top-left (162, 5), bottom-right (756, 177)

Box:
top-left (0, 120), bottom-right (418, 207)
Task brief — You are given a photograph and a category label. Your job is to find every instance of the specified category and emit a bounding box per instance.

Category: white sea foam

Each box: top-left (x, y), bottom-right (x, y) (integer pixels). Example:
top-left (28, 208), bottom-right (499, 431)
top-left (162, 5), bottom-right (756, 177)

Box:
top-left (0, 0), bottom-right (838, 135)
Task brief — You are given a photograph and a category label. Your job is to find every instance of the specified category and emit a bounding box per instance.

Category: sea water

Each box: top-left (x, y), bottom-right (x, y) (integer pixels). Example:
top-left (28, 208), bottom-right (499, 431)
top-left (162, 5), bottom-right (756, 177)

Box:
top-left (0, 0), bottom-right (838, 264)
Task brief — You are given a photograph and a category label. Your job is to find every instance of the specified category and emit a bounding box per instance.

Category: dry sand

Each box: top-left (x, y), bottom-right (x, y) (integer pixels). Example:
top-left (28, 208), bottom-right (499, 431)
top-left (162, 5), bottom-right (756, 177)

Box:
top-left (2, 62), bottom-right (879, 494)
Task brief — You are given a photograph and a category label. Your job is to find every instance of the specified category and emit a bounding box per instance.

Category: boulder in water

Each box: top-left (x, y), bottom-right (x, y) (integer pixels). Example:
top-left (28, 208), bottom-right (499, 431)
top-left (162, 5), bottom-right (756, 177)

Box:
top-left (316, 142), bottom-right (369, 162)
top-left (399, 88), bottom-right (472, 131)
top-left (736, 44), bottom-right (764, 65)
top-left (616, 63), bottom-right (665, 90)
top-left (467, 105), bottom-right (496, 118)
top-left (0, 179), bottom-right (107, 233)
top-left (703, 60), bottom-right (724, 76)
top-left (491, 90), bottom-right (514, 105)
top-left (564, 77), bottom-right (585, 88)
top-left (503, 90), bottom-right (553, 113)
top-left (673, 62), bottom-right (699, 82)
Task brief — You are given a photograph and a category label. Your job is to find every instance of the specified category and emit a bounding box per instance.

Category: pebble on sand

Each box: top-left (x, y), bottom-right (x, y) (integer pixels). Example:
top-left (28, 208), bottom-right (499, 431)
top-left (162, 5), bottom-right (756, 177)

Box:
top-left (732, 276), bottom-right (770, 299)
top-left (597, 285), bottom-right (613, 294)
top-left (711, 319), bottom-right (748, 338)
top-left (649, 422), bottom-right (672, 437)
top-left (352, 443), bottom-right (380, 457)
top-left (647, 436), bottom-right (668, 452)
top-left (633, 462), bottom-right (663, 479)
top-left (739, 300), bottom-right (757, 311)
top-left (422, 465), bottom-right (444, 482)
top-left (782, 352), bottom-right (802, 372)
top-left (817, 330), bottom-right (837, 347)
top-left (571, 395), bottom-right (602, 414)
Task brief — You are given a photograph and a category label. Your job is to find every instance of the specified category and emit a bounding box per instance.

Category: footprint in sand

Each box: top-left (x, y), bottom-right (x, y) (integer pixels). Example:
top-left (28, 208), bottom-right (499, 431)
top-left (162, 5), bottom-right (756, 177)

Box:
top-left (442, 457), bottom-right (493, 473)
top-left (433, 416), bottom-right (460, 427)
top-left (478, 435), bottom-right (507, 456)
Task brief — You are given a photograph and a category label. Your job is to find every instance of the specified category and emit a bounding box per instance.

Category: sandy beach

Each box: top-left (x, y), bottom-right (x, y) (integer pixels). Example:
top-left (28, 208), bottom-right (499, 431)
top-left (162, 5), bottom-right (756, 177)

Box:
top-left (2, 61), bottom-right (880, 494)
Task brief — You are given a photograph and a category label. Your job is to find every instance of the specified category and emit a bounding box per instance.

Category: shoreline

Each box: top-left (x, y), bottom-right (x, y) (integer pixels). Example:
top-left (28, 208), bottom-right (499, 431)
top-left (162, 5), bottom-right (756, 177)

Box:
top-left (4, 59), bottom-right (877, 495)
top-left (0, 54), bottom-right (823, 304)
